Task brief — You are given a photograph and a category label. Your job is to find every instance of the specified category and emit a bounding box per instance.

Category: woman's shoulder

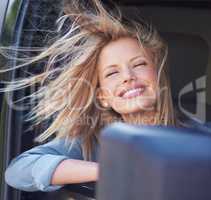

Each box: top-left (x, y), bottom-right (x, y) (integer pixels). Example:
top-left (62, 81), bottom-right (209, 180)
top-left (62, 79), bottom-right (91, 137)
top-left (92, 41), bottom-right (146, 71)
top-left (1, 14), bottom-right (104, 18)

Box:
top-left (43, 136), bottom-right (83, 158)
top-left (50, 135), bottom-right (99, 161)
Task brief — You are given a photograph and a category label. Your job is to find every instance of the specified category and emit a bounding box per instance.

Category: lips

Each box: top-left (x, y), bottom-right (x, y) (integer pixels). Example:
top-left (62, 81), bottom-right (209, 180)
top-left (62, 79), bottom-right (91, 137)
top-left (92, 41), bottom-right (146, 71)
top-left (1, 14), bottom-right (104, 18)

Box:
top-left (122, 87), bottom-right (145, 99)
top-left (118, 84), bottom-right (146, 99)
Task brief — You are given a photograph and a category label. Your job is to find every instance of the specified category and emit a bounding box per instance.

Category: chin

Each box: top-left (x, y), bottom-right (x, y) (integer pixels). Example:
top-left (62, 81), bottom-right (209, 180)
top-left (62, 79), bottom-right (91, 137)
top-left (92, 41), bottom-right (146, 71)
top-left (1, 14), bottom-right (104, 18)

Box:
top-left (111, 97), bottom-right (157, 114)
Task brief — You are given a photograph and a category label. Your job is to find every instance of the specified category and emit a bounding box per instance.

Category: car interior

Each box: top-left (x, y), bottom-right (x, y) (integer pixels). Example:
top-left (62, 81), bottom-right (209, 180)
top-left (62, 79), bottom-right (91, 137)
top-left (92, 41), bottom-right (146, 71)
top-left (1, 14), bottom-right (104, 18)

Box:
top-left (1, 0), bottom-right (211, 200)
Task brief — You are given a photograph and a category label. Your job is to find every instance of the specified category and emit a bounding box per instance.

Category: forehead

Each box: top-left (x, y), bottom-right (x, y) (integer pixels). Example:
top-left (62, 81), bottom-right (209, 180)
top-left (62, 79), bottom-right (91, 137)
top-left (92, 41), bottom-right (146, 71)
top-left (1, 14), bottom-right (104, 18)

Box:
top-left (98, 37), bottom-right (151, 68)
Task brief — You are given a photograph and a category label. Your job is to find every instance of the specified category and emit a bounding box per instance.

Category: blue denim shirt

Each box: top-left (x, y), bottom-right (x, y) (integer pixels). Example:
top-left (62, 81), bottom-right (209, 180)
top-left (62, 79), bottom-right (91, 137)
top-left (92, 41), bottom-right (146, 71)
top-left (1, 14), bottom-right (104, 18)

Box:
top-left (5, 137), bottom-right (99, 192)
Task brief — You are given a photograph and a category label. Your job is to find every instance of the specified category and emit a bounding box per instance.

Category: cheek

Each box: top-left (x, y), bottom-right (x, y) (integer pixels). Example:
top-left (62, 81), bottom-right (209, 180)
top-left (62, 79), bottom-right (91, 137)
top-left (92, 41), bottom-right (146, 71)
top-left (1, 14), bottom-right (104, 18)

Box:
top-left (100, 79), bottom-right (118, 99)
top-left (104, 78), bottom-right (119, 93)
top-left (137, 68), bottom-right (157, 86)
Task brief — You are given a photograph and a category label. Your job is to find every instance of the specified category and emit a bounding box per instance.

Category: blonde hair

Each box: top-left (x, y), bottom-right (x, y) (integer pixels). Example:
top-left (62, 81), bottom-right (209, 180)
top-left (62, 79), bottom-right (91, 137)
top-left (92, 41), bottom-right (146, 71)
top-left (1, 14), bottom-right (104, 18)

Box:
top-left (0, 0), bottom-right (176, 160)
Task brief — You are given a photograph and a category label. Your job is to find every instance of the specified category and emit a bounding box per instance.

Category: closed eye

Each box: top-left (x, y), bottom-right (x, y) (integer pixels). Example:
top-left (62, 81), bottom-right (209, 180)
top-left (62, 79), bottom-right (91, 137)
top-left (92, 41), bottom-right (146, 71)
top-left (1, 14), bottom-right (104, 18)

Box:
top-left (105, 71), bottom-right (118, 77)
top-left (133, 62), bottom-right (147, 68)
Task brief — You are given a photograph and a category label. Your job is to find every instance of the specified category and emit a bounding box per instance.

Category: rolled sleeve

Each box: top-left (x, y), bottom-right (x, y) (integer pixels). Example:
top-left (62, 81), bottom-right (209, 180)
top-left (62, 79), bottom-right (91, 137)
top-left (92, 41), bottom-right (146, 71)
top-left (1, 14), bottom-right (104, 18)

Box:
top-left (32, 154), bottom-right (68, 191)
top-left (5, 137), bottom-right (83, 192)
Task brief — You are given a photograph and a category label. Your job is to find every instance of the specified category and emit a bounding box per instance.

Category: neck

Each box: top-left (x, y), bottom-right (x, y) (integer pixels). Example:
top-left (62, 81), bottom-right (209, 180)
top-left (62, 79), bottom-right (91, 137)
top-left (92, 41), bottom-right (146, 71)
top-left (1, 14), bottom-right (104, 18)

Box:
top-left (121, 110), bottom-right (157, 126)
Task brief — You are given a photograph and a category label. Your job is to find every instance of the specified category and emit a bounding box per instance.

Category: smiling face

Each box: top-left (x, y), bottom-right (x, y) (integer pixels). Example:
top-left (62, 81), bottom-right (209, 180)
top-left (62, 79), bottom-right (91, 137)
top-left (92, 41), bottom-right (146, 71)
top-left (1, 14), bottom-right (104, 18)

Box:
top-left (97, 37), bottom-right (158, 115)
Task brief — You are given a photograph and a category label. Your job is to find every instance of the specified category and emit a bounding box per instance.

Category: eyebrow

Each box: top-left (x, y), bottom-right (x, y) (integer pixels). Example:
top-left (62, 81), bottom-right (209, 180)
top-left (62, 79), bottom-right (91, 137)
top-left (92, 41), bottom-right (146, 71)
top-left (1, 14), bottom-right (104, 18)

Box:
top-left (103, 55), bottom-right (145, 73)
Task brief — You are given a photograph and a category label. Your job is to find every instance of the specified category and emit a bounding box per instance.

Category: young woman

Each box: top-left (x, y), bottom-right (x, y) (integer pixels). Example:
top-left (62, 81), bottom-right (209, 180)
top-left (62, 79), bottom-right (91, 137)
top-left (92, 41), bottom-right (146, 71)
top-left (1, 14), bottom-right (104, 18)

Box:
top-left (4, 0), bottom-right (176, 192)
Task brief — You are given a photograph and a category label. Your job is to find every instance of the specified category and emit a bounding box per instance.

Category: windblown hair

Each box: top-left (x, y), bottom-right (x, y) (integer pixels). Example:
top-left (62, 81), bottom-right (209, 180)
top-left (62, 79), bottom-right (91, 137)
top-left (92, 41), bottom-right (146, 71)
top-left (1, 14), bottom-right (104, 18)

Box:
top-left (0, 0), bottom-right (176, 160)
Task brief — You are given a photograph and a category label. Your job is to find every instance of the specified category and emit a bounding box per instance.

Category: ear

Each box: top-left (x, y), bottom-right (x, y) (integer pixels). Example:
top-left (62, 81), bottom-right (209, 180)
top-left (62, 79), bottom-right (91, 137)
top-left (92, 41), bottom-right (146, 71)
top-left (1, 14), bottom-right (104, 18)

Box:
top-left (96, 88), bottom-right (110, 108)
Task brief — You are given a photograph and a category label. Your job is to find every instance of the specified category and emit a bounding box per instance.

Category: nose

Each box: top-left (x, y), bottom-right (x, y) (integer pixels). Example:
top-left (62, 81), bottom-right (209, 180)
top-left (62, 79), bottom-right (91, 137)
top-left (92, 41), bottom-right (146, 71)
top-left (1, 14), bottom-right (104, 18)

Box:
top-left (121, 67), bottom-right (137, 83)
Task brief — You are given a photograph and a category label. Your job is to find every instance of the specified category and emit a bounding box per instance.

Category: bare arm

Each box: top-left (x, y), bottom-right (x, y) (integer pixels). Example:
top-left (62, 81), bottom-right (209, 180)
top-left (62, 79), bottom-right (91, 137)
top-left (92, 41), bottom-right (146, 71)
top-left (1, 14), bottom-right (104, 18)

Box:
top-left (5, 137), bottom-right (98, 192)
top-left (51, 159), bottom-right (99, 185)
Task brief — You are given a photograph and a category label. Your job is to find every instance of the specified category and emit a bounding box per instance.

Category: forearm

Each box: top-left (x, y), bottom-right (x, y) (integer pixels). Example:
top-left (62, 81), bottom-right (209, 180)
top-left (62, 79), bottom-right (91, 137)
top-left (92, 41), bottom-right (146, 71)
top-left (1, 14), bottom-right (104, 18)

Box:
top-left (51, 159), bottom-right (99, 185)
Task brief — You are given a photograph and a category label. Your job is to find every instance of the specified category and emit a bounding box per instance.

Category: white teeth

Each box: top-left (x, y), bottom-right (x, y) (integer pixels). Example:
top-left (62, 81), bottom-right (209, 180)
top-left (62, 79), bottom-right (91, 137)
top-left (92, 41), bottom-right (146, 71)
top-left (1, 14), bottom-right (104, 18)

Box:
top-left (123, 87), bottom-right (144, 97)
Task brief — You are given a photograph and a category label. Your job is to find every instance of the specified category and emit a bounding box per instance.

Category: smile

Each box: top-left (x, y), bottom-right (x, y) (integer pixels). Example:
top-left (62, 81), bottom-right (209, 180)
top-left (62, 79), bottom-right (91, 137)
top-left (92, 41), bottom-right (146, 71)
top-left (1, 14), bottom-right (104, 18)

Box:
top-left (121, 87), bottom-right (145, 99)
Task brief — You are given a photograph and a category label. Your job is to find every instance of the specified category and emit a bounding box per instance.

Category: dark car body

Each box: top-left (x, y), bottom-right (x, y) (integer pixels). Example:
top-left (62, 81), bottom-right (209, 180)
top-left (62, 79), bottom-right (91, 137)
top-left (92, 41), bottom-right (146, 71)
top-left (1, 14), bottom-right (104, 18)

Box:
top-left (0, 0), bottom-right (211, 200)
